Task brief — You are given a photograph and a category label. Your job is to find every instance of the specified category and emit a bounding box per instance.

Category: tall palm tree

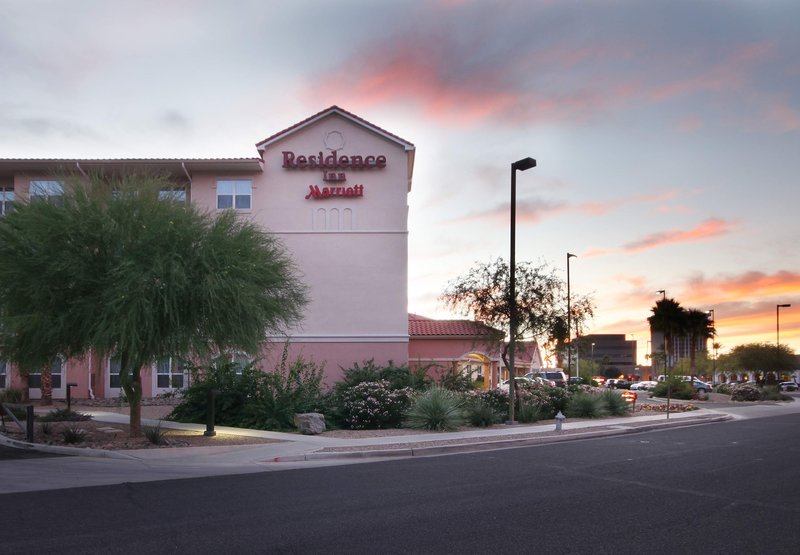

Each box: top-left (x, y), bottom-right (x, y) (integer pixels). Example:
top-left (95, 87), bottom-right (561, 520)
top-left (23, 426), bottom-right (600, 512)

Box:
top-left (684, 309), bottom-right (715, 380)
top-left (648, 298), bottom-right (687, 372)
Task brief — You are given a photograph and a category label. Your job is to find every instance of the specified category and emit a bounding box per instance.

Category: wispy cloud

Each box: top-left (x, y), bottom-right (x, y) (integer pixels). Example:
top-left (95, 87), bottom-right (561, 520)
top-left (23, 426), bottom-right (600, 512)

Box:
top-left (623, 218), bottom-right (734, 253)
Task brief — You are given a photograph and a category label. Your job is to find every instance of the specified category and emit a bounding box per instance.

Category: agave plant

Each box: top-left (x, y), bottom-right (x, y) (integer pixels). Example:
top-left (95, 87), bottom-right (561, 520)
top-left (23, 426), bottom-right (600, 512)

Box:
top-left (404, 387), bottom-right (465, 431)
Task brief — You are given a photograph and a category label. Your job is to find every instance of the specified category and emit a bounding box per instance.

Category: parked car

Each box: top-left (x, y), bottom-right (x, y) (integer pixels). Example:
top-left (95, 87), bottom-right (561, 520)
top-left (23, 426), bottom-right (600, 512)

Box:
top-left (780, 381), bottom-right (799, 392)
top-left (499, 376), bottom-right (548, 391)
top-left (605, 379), bottom-right (618, 388)
top-left (630, 380), bottom-right (658, 391)
top-left (568, 376), bottom-right (582, 385)
top-left (525, 371), bottom-right (561, 387)
top-left (611, 379), bottom-right (632, 390)
top-left (536, 370), bottom-right (568, 387)
top-left (690, 379), bottom-right (712, 394)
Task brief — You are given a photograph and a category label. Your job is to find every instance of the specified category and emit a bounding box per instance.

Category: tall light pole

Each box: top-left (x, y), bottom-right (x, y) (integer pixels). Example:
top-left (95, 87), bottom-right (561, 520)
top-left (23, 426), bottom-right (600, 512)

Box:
top-left (707, 309), bottom-right (716, 382)
top-left (777, 304), bottom-right (791, 347)
top-left (508, 157), bottom-right (536, 425)
top-left (566, 252), bottom-right (577, 382)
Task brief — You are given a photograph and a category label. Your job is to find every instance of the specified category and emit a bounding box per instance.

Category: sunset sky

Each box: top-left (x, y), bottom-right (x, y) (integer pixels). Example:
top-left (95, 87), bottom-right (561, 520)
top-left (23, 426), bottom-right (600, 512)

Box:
top-left (2, 0), bottom-right (798, 364)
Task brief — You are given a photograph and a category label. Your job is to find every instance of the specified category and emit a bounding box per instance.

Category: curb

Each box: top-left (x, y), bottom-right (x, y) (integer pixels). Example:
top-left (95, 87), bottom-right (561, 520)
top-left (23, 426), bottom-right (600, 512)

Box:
top-left (0, 432), bottom-right (140, 460)
top-left (273, 414), bottom-right (732, 462)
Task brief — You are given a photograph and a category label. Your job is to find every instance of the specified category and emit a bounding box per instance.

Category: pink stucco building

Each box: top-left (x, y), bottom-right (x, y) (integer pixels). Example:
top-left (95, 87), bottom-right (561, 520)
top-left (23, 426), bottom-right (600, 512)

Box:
top-left (0, 106), bottom-right (539, 400)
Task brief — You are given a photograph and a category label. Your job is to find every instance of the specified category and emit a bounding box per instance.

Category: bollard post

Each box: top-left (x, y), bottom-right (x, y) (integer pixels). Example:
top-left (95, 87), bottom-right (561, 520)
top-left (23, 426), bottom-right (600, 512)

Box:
top-left (26, 405), bottom-right (34, 442)
top-left (204, 389), bottom-right (218, 437)
top-left (66, 382), bottom-right (78, 412)
top-left (555, 411), bottom-right (566, 432)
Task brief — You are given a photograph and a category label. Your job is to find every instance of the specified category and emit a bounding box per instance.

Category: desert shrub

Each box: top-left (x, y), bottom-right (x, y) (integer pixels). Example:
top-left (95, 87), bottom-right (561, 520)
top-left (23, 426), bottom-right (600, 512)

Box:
top-left (336, 360), bottom-right (430, 392)
top-left (715, 383), bottom-right (735, 395)
top-left (516, 401), bottom-right (545, 423)
top-left (564, 393), bottom-right (608, 418)
top-left (653, 378), bottom-right (694, 400)
top-left (39, 408), bottom-right (92, 422)
top-left (337, 380), bottom-right (413, 429)
top-left (170, 346), bottom-right (325, 431)
top-left (600, 390), bottom-right (631, 416)
top-left (238, 350), bottom-right (325, 430)
top-left (760, 385), bottom-right (790, 401)
top-left (143, 422), bottom-right (168, 445)
top-left (517, 382), bottom-right (570, 419)
top-left (463, 397), bottom-right (501, 427)
top-left (404, 387), bottom-right (465, 431)
top-left (731, 383), bottom-right (761, 402)
top-left (40, 422), bottom-right (52, 436)
top-left (61, 425), bottom-right (86, 444)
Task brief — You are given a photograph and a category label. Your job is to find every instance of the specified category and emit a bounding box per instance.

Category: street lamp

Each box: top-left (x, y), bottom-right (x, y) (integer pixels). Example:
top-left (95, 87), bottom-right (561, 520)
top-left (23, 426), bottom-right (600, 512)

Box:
top-left (776, 304), bottom-right (791, 384)
top-left (707, 309), bottom-right (716, 382)
top-left (566, 252), bottom-right (577, 382)
top-left (777, 304), bottom-right (791, 347)
top-left (508, 156), bottom-right (536, 425)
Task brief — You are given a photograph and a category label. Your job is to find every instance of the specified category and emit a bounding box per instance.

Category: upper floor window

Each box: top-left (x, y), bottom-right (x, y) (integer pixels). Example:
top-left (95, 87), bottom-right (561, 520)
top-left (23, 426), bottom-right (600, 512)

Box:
top-left (0, 187), bottom-right (14, 215)
top-left (216, 180), bottom-right (251, 210)
top-left (29, 180), bottom-right (64, 205)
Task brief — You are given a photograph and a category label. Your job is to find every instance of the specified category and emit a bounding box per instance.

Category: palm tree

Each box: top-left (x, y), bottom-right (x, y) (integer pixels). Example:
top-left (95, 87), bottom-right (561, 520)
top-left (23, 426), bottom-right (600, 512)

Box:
top-left (684, 309), bottom-right (715, 380)
top-left (648, 298), bottom-right (687, 372)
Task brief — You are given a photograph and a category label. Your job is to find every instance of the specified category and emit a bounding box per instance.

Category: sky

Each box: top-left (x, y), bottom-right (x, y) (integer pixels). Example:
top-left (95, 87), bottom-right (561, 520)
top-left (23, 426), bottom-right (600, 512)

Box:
top-left (2, 0), bottom-right (799, 365)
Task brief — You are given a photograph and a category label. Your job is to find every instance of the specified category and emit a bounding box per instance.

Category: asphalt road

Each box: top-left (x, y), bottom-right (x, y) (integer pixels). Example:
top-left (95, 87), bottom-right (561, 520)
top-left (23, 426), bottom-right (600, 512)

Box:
top-left (2, 413), bottom-right (799, 554)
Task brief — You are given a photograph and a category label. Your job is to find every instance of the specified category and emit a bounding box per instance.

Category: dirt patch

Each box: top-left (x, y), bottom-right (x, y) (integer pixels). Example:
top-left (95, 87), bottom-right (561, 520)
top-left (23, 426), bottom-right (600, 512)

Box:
top-left (1, 418), bottom-right (283, 451)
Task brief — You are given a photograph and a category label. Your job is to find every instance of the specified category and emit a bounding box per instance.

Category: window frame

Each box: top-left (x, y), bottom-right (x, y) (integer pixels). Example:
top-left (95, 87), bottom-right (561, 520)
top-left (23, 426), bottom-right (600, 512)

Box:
top-left (29, 180), bottom-right (64, 204)
top-left (216, 179), bottom-right (252, 210)
top-left (0, 186), bottom-right (14, 215)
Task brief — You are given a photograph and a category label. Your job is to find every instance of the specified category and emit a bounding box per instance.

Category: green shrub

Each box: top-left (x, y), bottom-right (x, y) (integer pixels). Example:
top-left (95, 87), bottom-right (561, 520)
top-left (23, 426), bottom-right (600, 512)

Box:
top-left (731, 383), bottom-right (761, 401)
top-left (40, 422), bottom-right (52, 436)
top-left (759, 385), bottom-right (790, 401)
top-left (600, 390), bottom-right (631, 416)
top-left (143, 421), bottom-right (168, 445)
top-left (463, 398), bottom-right (501, 427)
top-left (61, 425), bottom-right (86, 444)
top-left (336, 360), bottom-right (430, 392)
top-left (516, 401), bottom-right (545, 423)
top-left (337, 380), bottom-right (413, 429)
top-left (564, 393), bottom-right (608, 418)
top-left (170, 345), bottom-right (325, 431)
top-left (404, 387), bottom-right (465, 431)
top-left (517, 382), bottom-right (570, 419)
top-left (652, 379), bottom-right (694, 400)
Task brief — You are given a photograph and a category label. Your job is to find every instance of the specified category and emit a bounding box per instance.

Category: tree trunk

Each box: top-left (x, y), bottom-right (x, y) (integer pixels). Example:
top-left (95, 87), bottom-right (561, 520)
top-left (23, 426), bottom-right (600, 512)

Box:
top-left (40, 363), bottom-right (53, 406)
top-left (120, 358), bottom-right (144, 437)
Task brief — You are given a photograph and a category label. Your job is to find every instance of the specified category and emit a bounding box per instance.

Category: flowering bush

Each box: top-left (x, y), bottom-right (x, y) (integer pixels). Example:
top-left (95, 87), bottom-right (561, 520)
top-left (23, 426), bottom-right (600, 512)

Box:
top-left (338, 380), bottom-right (413, 429)
top-left (638, 403), bottom-right (698, 412)
top-left (517, 383), bottom-right (569, 419)
top-left (465, 388), bottom-right (509, 416)
top-left (731, 383), bottom-right (762, 402)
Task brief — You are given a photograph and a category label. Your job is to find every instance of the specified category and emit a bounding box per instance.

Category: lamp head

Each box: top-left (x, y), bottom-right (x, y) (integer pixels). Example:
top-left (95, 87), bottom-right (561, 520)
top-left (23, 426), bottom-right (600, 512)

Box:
top-left (512, 157), bottom-right (537, 172)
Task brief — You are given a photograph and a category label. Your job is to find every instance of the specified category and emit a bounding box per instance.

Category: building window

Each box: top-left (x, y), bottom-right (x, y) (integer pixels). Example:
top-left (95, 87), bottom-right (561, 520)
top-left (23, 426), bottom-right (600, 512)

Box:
top-left (156, 357), bottom-right (185, 389)
top-left (0, 187), bottom-right (14, 215)
top-left (159, 187), bottom-right (187, 203)
top-left (0, 360), bottom-right (6, 388)
top-left (109, 357), bottom-right (122, 389)
top-left (28, 358), bottom-right (63, 389)
top-left (216, 180), bottom-right (251, 210)
top-left (29, 180), bottom-right (64, 204)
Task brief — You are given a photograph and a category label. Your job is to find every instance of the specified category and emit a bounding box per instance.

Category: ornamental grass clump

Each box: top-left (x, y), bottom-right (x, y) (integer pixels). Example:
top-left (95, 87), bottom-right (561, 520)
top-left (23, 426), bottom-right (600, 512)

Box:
top-left (516, 401), bottom-right (545, 423)
top-left (564, 392), bottom-right (608, 418)
top-left (405, 387), bottom-right (465, 431)
top-left (463, 398), bottom-right (501, 427)
top-left (600, 390), bottom-right (631, 416)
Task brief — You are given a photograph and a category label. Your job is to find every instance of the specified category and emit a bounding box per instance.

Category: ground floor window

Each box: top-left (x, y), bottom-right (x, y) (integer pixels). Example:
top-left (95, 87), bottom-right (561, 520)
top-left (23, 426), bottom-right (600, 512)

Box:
top-left (156, 357), bottom-right (186, 389)
top-left (28, 358), bottom-right (63, 389)
top-left (109, 357), bottom-right (122, 389)
top-left (0, 360), bottom-right (6, 388)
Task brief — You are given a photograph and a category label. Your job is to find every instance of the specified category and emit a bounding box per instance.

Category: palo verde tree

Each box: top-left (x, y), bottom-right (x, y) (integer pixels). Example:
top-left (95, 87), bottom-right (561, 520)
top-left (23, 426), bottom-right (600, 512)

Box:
top-left (0, 173), bottom-right (308, 436)
top-left (440, 258), bottom-right (594, 375)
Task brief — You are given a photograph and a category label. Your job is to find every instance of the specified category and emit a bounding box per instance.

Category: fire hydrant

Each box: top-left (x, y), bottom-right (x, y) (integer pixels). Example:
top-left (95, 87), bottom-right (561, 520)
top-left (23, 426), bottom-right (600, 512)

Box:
top-left (555, 411), bottom-right (566, 431)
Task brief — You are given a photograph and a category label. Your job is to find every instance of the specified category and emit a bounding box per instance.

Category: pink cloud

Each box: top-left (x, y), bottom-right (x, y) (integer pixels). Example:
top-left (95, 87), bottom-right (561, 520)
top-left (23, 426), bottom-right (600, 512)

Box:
top-left (623, 218), bottom-right (734, 252)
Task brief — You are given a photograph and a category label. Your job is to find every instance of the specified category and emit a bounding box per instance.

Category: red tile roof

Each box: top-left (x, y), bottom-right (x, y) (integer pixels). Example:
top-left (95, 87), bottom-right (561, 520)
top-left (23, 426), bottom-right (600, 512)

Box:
top-left (408, 313), bottom-right (501, 337)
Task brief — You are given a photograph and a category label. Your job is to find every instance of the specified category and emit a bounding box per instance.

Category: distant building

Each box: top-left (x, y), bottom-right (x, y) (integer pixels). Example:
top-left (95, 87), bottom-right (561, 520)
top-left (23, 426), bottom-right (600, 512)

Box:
top-left (580, 334), bottom-right (637, 376)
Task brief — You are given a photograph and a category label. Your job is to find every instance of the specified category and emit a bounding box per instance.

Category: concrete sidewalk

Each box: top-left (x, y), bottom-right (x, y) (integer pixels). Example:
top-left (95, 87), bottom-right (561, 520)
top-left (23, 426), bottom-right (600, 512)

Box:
top-left (0, 406), bottom-right (738, 494)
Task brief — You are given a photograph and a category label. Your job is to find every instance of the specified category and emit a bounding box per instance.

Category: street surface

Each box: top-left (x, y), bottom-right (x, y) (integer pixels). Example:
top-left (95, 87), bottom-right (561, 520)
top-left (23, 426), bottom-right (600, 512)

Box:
top-left (1, 412), bottom-right (799, 553)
